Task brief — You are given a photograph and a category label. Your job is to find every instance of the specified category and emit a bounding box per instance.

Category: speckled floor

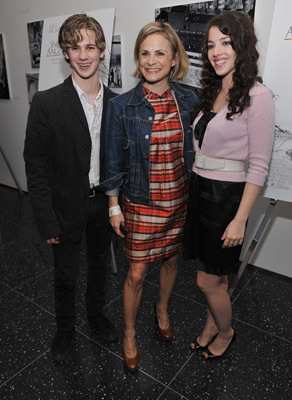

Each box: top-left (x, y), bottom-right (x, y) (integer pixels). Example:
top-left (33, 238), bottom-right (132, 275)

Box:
top-left (0, 184), bottom-right (291, 400)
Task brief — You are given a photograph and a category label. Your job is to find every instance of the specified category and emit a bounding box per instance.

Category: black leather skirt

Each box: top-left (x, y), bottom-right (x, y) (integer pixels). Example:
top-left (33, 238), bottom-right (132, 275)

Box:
top-left (183, 172), bottom-right (245, 275)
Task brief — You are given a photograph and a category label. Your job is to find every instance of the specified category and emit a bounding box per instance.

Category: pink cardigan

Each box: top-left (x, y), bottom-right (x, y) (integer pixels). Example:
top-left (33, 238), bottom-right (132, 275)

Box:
top-left (192, 83), bottom-right (275, 187)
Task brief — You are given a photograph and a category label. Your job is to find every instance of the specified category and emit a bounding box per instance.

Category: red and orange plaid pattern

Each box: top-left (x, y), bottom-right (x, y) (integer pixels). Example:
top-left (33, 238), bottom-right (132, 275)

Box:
top-left (123, 87), bottom-right (189, 263)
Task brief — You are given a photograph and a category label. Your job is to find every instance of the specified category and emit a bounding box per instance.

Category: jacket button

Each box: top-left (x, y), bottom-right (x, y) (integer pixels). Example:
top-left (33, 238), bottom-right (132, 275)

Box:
top-left (148, 116), bottom-right (153, 121)
top-left (145, 135), bottom-right (149, 139)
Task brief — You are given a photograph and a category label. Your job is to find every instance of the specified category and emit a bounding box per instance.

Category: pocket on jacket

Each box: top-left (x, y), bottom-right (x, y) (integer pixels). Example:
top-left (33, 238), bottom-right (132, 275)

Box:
top-left (122, 138), bottom-right (131, 170)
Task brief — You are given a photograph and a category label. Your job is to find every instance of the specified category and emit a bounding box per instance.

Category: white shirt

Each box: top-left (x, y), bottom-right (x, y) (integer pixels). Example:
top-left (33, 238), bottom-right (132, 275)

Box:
top-left (72, 77), bottom-right (104, 187)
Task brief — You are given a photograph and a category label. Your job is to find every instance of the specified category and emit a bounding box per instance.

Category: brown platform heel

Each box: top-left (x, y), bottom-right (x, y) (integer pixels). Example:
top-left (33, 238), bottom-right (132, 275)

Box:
top-left (153, 302), bottom-right (173, 340)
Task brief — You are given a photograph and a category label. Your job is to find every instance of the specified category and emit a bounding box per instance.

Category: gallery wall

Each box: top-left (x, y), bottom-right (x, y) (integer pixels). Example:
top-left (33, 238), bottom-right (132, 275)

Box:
top-left (1, 0), bottom-right (291, 278)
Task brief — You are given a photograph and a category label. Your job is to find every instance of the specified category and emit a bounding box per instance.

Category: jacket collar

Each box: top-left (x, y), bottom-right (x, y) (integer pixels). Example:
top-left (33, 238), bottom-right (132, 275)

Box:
top-left (63, 75), bottom-right (75, 92)
top-left (127, 79), bottom-right (192, 106)
top-left (62, 75), bottom-right (89, 131)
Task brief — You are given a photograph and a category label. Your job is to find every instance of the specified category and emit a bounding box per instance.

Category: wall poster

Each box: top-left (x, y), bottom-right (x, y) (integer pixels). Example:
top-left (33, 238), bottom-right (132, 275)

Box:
top-left (0, 34), bottom-right (10, 99)
top-left (26, 73), bottom-right (39, 105)
top-left (27, 20), bottom-right (44, 69)
top-left (108, 35), bottom-right (122, 88)
top-left (261, 0), bottom-right (292, 203)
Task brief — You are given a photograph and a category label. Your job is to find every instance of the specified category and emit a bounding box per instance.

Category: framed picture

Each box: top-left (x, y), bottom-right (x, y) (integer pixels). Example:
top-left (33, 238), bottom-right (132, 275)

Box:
top-left (0, 34), bottom-right (10, 99)
top-left (108, 35), bottom-right (122, 88)
top-left (26, 73), bottom-right (39, 105)
top-left (27, 20), bottom-right (44, 69)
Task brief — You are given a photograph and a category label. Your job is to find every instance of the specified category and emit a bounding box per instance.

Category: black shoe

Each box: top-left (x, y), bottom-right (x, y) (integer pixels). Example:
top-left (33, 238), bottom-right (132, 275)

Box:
top-left (51, 328), bottom-right (75, 362)
top-left (88, 312), bottom-right (118, 343)
top-left (190, 333), bottom-right (218, 352)
top-left (202, 330), bottom-right (237, 360)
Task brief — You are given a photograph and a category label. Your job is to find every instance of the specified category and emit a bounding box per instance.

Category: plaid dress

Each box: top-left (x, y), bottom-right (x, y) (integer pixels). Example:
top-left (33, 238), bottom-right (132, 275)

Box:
top-left (123, 87), bottom-right (189, 263)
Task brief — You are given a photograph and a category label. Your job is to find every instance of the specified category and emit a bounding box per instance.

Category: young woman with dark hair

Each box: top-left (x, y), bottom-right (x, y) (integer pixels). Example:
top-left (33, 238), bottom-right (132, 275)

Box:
top-left (184, 11), bottom-right (275, 359)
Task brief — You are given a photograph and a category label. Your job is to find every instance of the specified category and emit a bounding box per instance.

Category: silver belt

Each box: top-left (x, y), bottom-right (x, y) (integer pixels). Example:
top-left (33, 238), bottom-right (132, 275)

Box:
top-left (195, 153), bottom-right (245, 172)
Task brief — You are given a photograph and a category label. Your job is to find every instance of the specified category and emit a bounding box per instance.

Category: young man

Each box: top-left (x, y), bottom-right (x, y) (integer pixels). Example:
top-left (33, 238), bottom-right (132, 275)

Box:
top-left (24, 13), bottom-right (117, 362)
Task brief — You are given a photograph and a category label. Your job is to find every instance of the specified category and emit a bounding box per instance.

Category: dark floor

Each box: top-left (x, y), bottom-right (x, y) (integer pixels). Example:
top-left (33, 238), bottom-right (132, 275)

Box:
top-left (0, 184), bottom-right (291, 400)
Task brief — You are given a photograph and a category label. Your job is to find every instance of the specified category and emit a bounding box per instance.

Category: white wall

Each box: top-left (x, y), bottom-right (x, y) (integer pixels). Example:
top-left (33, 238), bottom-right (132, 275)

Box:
top-left (1, 0), bottom-right (290, 278)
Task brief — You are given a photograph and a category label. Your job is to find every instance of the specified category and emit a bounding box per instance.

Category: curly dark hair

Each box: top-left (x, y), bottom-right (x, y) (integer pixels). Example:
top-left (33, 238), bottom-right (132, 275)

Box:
top-left (195, 11), bottom-right (261, 120)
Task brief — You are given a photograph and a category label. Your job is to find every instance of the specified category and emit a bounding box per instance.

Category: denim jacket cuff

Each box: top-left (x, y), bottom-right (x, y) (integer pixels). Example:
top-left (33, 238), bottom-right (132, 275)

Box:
top-left (106, 188), bottom-right (120, 197)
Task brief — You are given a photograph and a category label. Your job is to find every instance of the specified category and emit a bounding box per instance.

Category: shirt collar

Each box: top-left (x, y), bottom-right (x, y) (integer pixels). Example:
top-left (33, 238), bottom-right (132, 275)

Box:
top-left (72, 76), bottom-right (104, 101)
top-left (143, 86), bottom-right (172, 100)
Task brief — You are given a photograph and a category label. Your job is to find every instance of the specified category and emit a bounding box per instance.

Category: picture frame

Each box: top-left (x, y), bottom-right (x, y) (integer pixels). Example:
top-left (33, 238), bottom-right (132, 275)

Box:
top-left (0, 33), bottom-right (10, 99)
top-left (27, 20), bottom-right (44, 69)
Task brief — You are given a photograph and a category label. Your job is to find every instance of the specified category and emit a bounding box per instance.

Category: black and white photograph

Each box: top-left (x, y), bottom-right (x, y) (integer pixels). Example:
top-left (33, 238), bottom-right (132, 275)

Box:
top-left (26, 73), bottom-right (39, 105)
top-left (155, 0), bottom-right (255, 90)
top-left (108, 34), bottom-right (122, 88)
top-left (261, 0), bottom-right (292, 203)
top-left (0, 33), bottom-right (10, 99)
top-left (27, 20), bottom-right (43, 69)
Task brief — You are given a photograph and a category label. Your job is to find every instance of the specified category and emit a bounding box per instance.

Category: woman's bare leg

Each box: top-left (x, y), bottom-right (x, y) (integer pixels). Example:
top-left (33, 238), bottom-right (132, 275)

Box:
top-left (123, 262), bottom-right (148, 358)
top-left (196, 271), bottom-right (234, 357)
top-left (156, 254), bottom-right (179, 329)
top-left (190, 305), bottom-right (218, 349)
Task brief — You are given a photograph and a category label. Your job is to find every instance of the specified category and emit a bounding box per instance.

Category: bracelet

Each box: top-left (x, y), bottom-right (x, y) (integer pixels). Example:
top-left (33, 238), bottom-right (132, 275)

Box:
top-left (109, 205), bottom-right (121, 218)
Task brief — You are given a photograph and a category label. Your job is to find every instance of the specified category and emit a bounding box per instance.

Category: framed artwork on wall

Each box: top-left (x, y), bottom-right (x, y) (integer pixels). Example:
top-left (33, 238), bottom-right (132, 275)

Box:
top-left (26, 73), bottom-right (39, 105)
top-left (108, 35), bottom-right (122, 88)
top-left (27, 20), bottom-right (44, 69)
top-left (0, 34), bottom-right (10, 99)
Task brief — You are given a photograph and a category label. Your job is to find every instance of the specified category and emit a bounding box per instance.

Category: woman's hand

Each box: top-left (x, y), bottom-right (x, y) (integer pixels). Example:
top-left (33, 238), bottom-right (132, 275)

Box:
top-left (110, 213), bottom-right (126, 238)
top-left (221, 218), bottom-right (246, 248)
top-left (221, 183), bottom-right (261, 249)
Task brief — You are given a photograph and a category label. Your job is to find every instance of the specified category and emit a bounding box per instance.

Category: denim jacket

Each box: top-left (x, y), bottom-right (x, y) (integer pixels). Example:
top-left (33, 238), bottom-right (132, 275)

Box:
top-left (103, 79), bottom-right (199, 203)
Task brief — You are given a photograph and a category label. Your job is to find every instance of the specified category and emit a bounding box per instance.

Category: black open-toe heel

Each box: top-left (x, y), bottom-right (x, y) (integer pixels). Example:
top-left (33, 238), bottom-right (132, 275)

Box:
top-left (202, 330), bottom-right (237, 360)
top-left (190, 333), bottom-right (218, 352)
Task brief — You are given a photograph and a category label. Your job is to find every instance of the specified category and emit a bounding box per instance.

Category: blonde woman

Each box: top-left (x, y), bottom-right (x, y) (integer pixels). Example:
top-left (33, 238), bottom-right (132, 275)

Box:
top-left (104, 22), bottom-right (198, 371)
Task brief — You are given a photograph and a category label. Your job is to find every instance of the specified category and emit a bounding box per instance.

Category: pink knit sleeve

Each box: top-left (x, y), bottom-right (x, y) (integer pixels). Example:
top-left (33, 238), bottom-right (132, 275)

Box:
top-left (246, 86), bottom-right (275, 186)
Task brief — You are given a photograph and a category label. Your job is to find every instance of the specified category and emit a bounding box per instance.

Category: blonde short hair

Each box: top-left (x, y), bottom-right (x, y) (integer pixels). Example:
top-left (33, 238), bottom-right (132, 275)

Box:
top-left (58, 13), bottom-right (106, 63)
top-left (133, 22), bottom-right (189, 81)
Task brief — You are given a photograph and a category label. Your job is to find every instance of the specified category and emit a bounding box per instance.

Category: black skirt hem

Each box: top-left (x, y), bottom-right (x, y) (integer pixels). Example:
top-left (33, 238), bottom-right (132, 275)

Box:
top-left (183, 173), bottom-right (245, 276)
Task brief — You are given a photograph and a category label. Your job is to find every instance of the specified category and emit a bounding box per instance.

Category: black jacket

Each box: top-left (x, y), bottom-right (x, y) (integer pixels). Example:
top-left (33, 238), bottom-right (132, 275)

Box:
top-left (24, 76), bottom-right (116, 242)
